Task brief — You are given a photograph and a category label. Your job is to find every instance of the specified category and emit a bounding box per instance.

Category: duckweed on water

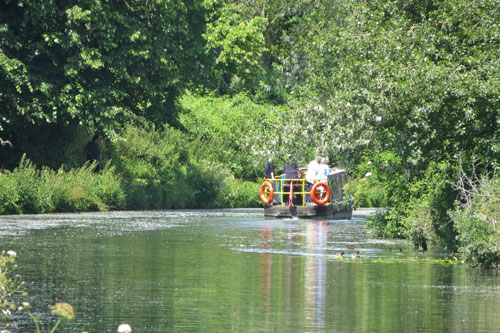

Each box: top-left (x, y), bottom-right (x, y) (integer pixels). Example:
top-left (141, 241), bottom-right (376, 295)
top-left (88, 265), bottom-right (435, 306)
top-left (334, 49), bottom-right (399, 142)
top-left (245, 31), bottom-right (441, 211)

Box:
top-left (328, 256), bottom-right (462, 266)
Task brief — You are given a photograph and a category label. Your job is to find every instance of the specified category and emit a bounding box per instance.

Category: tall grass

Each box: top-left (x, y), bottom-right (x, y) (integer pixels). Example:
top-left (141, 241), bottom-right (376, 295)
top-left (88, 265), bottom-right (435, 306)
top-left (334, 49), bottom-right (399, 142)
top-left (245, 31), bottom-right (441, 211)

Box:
top-left (0, 155), bottom-right (125, 215)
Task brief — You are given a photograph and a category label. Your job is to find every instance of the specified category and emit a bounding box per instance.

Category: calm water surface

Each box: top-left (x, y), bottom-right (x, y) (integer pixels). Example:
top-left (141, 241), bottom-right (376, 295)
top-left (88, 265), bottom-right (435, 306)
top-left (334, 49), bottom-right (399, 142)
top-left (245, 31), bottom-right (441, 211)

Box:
top-left (1, 209), bottom-right (499, 332)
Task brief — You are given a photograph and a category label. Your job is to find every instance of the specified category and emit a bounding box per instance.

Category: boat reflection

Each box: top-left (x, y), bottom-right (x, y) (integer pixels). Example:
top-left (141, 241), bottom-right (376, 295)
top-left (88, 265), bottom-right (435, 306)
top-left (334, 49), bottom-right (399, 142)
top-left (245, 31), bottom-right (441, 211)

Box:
top-left (258, 220), bottom-right (330, 329)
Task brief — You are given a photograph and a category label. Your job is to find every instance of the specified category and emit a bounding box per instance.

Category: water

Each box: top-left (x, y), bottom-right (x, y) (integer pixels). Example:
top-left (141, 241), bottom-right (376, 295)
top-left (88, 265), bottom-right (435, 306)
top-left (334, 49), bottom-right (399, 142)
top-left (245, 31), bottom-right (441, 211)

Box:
top-left (1, 209), bottom-right (499, 332)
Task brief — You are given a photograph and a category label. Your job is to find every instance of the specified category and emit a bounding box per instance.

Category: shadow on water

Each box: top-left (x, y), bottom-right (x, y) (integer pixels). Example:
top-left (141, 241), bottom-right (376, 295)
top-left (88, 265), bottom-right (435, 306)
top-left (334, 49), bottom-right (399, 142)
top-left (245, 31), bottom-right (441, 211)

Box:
top-left (1, 209), bottom-right (499, 332)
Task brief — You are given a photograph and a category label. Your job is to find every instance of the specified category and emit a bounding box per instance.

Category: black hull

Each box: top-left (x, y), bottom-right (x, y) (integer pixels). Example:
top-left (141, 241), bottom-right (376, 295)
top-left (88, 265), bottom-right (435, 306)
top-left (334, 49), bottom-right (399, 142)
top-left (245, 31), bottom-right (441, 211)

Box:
top-left (264, 202), bottom-right (353, 219)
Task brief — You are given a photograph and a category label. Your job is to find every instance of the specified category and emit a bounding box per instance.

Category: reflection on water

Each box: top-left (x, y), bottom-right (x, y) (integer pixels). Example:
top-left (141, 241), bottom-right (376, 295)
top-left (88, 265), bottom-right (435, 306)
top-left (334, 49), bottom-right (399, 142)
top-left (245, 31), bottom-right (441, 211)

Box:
top-left (304, 221), bottom-right (328, 330)
top-left (0, 209), bottom-right (499, 332)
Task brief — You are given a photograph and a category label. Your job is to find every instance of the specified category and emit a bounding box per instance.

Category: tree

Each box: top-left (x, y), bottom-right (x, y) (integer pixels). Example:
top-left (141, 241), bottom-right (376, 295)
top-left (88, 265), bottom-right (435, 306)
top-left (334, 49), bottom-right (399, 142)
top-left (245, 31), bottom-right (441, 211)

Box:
top-left (0, 0), bottom-right (209, 167)
top-left (204, 0), bottom-right (267, 94)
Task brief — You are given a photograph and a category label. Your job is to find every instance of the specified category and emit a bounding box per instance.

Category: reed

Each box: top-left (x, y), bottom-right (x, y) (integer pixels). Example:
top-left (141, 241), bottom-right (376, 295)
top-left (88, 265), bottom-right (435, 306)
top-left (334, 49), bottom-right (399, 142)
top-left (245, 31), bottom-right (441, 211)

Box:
top-left (0, 155), bottom-right (125, 215)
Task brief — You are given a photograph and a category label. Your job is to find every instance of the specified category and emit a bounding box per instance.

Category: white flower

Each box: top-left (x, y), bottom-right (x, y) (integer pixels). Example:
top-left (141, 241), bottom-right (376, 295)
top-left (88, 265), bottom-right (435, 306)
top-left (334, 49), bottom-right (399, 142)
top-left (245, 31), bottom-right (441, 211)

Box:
top-left (117, 324), bottom-right (132, 333)
top-left (364, 172), bottom-right (373, 178)
top-left (6, 250), bottom-right (16, 257)
top-left (18, 302), bottom-right (31, 311)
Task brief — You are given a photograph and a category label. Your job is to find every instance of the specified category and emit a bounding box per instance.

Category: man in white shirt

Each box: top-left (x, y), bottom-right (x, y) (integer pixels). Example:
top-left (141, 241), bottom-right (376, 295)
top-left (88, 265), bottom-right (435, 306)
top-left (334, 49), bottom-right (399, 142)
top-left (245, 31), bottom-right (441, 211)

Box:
top-left (305, 156), bottom-right (321, 202)
top-left (318, 157), bottom-right (330, 182)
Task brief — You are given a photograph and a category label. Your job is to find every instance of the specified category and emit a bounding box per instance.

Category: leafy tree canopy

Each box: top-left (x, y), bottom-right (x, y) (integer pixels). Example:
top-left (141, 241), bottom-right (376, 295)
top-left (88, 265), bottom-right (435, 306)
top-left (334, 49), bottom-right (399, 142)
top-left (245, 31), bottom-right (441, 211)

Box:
top-left (0, 0), bottom-right (210, 136)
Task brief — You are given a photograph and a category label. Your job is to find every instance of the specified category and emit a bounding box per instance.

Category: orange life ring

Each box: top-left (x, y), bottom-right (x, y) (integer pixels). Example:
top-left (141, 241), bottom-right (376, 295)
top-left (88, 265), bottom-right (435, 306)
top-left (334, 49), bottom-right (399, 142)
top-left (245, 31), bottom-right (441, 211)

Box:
top-left (311, 182), bottom-right (330, 205)
top-left (260, 181), bottom-right (274, 205)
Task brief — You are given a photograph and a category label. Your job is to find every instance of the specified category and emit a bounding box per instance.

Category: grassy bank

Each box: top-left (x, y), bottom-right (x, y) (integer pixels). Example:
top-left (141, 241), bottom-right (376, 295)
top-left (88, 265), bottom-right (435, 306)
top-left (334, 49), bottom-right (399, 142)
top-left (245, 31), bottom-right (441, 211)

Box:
top-left (0, 143), bottom-right (261, 215)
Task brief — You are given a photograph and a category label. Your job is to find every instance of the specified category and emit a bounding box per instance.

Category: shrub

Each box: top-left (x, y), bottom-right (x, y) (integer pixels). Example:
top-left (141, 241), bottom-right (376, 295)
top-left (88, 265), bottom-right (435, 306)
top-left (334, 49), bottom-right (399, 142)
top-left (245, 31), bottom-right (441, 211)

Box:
top-left (0, 156), bottom-right (125, 215)
top-left (346, 152), bottom-right (409, 209)
top-left (345, 178), bottom-right (388, 208)
top-left (450, 170), bottom-right (500, 268)
top-left (367, 208), bottom-right (408, 239)
top-left (214, 176), bottom-right (261, 208)
top-left (108, 123), bottom-right (263, 210)
top-left (402, 162), bottom-right (458, 251)
top-left (0, 170), bottom-right (21, 214)
top-left (8, 156), bottom-right (41, 213)
top-left (350, 152), bottom-right (411, 238)
top-left (108, 125), bottom-right (190, 209)
top-left (180, 93), bottom-right (274, 181)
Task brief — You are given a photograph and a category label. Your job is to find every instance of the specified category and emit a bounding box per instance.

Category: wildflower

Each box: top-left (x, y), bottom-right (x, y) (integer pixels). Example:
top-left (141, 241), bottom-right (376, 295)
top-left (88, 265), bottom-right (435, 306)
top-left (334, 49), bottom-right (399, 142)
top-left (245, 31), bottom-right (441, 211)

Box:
top-left (18, 302), bottom-right (31, 312)
top-left (364, 172), bottom-right (373, 177)
top-left (51, 302), bottom-right (75, 320)
top-left (6, 250), bottom-right (16, 257)
top-left (117, 323), bottom-right (132, 333)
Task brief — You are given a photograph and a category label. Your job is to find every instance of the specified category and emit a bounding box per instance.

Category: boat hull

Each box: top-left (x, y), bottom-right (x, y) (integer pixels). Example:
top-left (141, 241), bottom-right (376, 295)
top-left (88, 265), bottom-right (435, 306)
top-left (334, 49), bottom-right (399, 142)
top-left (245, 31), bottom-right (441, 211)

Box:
top-left (264, 202), bottom-right (353, 219)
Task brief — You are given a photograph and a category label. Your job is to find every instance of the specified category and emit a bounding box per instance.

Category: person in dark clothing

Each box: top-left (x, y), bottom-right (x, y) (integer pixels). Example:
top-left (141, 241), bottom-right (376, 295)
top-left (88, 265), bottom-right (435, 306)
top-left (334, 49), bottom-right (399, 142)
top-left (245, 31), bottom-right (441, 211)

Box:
top-left (84, 134), bottom-right (101, 172)
top-left (284, 162), bottom-right (299, 180)
top-left (264, 160), bottom-right (275, 179)
top-left (284, 161), bottom-right (301, 205)
top-left (264, 159), bottom-right (278, 204)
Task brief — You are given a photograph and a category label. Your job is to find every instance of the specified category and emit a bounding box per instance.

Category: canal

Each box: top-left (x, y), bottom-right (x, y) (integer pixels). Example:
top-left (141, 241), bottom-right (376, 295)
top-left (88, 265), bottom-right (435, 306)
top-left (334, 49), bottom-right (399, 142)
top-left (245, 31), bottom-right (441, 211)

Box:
top-left (1, 209), bottom-right (499, 332)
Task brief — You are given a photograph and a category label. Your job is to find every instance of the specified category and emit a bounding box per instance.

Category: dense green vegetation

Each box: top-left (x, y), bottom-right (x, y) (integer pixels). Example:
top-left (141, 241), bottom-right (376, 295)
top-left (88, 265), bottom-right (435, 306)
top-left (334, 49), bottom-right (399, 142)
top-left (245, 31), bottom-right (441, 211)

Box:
top-left (1, 0), bottom-right (499, 267)
top-left (0, 156), bottom-right (124, 214)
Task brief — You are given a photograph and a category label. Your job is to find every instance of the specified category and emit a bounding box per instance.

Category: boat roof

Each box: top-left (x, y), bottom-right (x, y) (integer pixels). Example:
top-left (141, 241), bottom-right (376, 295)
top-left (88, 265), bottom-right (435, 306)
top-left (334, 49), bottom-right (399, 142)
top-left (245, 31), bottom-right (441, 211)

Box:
top-left (329, 168), bottom-right (347, 175)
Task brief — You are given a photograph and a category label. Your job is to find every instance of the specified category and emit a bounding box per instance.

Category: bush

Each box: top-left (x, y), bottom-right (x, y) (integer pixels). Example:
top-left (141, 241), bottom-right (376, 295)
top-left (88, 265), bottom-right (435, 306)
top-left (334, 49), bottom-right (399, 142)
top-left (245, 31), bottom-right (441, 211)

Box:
top-left (450, 171), bottom-right (500, 268)
top-left (349, 152), bottom-right (411, 238)
top-left (108, 125), bottom-right (192, 209)
top-left (214, 176), bottom-right (261, 208)
top-left (0, 156), bottom-right (125, 215)
top-left (107, 122), bottom-right (264, 210)
top-left (0, 120), bottom-right (266, 214)
top-left (345, 178), bottom-right (388, 208)
top-left (346, 152), bottom-right (409, 209)
top-left (0, 170), bottom-right (21, 215)
top-left (402, 162), bottom-right (458, 251)
top-left (367, 208), bottom-right (408, 239)
top-left (180, 93), bottom-right (275, 181)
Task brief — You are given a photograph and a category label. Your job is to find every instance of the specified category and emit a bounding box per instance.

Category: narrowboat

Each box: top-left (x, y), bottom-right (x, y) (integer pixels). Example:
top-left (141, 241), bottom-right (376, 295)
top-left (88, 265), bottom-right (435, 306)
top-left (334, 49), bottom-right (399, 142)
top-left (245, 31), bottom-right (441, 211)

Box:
top-left (260, 168), bottom-right (354, 218)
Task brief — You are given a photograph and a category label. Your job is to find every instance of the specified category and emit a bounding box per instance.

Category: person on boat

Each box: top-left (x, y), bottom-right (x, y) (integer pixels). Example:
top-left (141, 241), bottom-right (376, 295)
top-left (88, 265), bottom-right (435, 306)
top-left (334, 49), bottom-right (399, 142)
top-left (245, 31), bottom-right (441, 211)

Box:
top-left (318, 157), bottom-right (330, 182)
top-left (264, 159), bottom-right (278, 204)
top-left (264, 159), bottom-right (275, 179)
top-left (305, 156), bottom-right (321, 202)
top-left (84, 134), bottom-right (101, 172)
top-left (284, 160), bottom-right (301, 204)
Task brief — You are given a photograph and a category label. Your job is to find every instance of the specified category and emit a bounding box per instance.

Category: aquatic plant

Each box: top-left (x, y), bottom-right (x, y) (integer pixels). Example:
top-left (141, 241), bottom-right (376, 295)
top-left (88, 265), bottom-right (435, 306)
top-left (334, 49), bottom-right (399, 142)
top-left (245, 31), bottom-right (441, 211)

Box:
top-left (327, 255), bottom-right (461, 266)
top-left (1, 251), bottom-right (76, 332)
